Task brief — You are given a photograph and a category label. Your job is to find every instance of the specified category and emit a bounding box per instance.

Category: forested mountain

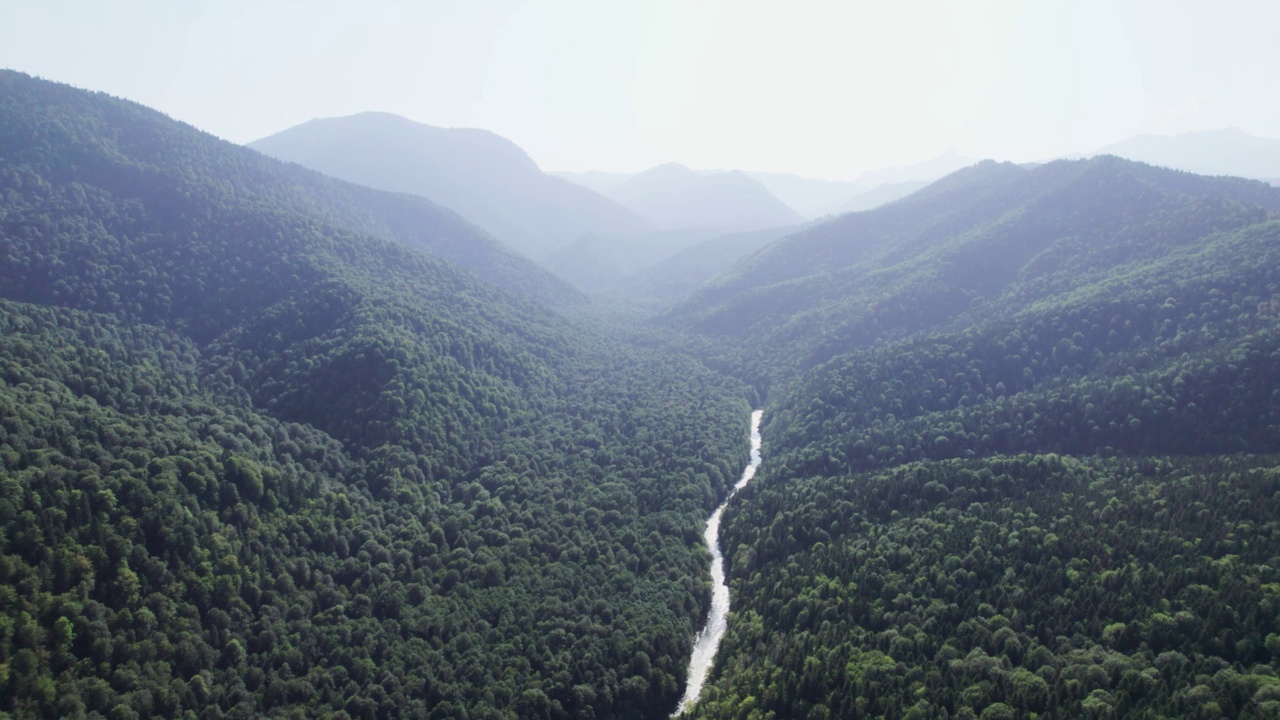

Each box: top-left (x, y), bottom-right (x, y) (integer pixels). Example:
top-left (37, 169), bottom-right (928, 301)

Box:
top-left (694, 455), bottom-right (1280, 719)
top-left (674, 157), bottom-right (1280, 717)
top-left (249, 112), bottom-right (654, 259)
top-left (7, 67), bottom-right (1280, 720)
top-left (612, 225), bottom-right (803, 305)
top-left (601, 164), bottom-right (802, 234)
top-left (0, 70), bottom-right (754, 719)
top-left (670, 156), bottom-right (1280, 386)
top-left (540, 227), bottom-right (724, 293)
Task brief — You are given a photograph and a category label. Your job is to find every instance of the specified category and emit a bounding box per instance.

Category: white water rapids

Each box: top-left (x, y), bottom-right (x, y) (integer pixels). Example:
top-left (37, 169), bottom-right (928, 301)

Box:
top-left (672, 409), bottom-right (763, 716)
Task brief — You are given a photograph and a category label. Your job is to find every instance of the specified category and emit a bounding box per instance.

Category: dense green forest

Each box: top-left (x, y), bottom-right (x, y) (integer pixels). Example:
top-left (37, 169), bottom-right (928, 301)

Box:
top-left (693, 455), bottom-right (1280, 719)
top-left (672, 154), bottom-right (1280, 718)
top-left (668, 156), bottom-right (1280, 390)
top-left (0, 71), bottom-right (752, 719)
top-left (5, 69), bottom-right (1280, 720)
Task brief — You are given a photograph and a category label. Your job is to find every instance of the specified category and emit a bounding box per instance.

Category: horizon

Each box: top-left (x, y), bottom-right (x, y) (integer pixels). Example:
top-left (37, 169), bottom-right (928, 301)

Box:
top-left (3, 1), bottom-right (1279, 181)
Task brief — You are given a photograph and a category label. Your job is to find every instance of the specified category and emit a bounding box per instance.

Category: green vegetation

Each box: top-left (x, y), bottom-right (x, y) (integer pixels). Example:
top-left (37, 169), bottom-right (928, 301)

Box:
top-left (668, 156), bottom-right (1280, 390)
top-left (693, 455), bottom-right (1280, 719)
top-left (671, 154), bottom-right (1280, 718)
top-left (0, 71), bottom-right (750, 719)
top-left (6, 68), bottom-right (1280, 720)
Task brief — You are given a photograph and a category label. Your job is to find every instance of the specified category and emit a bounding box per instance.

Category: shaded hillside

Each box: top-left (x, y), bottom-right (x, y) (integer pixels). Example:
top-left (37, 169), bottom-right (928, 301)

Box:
top-left (604, 163), bottom-right (802, 233)
top-left (0, 71), bottom-right (751, 720)
top-left (250, 112), bottom-right (654, 258)
top-left (669, 156), bottom-right (1280, 385)
top-left (541, 227), bottom-right (723, 292)
top-left (680, 158), bottom-right (1280, 719)
top-left (614, 225), bottom-right (803, 304)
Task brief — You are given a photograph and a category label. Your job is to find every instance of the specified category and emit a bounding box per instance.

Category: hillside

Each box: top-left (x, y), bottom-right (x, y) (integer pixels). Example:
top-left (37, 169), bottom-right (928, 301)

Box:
top-left (0, 71), bottom-right (752, 719)
top-left (674, 158), bottom-right (1280, 718)
top-left (668, 156), bottom-right (1280, 385)
top-left (834, 178), bottom-right (929, 214)
top-left (540, 227), bottom-right (724, 293)
top-left (613, 225), bottom-right (804, 304)
top-left (250, 112), bottom-right (654, 258)
top-left (603, 163), bottom-right (802, 233)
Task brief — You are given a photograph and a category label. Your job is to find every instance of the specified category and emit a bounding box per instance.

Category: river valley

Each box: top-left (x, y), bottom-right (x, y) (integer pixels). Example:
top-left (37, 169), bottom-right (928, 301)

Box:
top-left (672, 409), bottom-right (764, 716)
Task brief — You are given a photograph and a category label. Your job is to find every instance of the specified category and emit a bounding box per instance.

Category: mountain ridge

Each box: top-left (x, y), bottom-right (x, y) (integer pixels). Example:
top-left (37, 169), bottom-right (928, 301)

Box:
top-left (249, 112), bottom-right (655, 258)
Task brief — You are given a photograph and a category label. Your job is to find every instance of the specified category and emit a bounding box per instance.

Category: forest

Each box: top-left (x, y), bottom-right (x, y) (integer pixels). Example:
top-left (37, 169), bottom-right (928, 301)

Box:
top-left (0, 71), bottom-right (752, 719)
top-left (2, 69), bottom-right (1280, 720)
top-left (672, 138), bottom-right (1280, 718)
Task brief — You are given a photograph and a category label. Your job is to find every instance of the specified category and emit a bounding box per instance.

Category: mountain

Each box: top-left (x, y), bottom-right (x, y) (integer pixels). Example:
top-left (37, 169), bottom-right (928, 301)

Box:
top-left (614, 224), bottom-right (805, 303)
top-left (0, 70), bottom-right (752, 719)
top-left (852, 149), bottom-right (975, 188)
top-left (557, 154), bottom-right (974, 224)
top-left (673, 155), bottom-right (1280, 719)
top-left (249, 112), bottom-right (654, 258)
top-left (550, 169), bottom-right (637, 196)
top-left (833, 178), bottom-right (930, 214)
top-left (1096, 127), bottom-right (1280, 179)
top-left (540, 226), bottom-right (725, 292)
top-left (8, 71), bottom-right (1280, 720)
top-left (601, 163), bottom-right (803, 233)
top-left (740, 172), bottom-right (864, 219)
top-left (669, 156), bottom-right (1280, 383)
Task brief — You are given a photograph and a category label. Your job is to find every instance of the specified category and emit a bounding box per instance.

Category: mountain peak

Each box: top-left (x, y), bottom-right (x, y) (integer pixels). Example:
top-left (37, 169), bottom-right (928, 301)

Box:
top-left (248, 114), bottom-right (653, 257)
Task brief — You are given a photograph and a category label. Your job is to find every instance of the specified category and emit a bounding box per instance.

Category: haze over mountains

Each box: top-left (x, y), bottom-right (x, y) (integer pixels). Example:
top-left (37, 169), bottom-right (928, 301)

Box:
top-left (249, 112), bottom-right (654, 259)
top-left (1092, 127), bottom-right (1280, 181)
top-left (558, 150), bottom-right (977, 221)
top-left (4, 68), bottom-right (1280, 720)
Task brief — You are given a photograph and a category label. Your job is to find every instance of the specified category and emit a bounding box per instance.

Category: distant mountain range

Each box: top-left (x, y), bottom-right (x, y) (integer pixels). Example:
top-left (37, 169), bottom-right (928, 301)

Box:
top-left (249, 113), bottom-right (653, 258)
top-left (582, 163), bottom-right (803, 233)
top-left (559, 151), bottom-right (975, 222)
top-left (1092, 127), bottom-right (1280, 179)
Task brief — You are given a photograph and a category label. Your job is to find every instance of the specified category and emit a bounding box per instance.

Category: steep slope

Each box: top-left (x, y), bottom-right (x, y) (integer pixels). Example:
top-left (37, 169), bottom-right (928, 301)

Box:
top-left (541, 226), bottom-right (723, 292)
top-left (614, 224), bottom-right (804, 304)
top-left (1097, 127), bottom-right (1280, 180)
top-left (0, 71), bottom-right (750, 719)
top-left (669, 156), bottom-right (1280, 384)
top-left (675, 159), bottom-right (1280, 718)
top-left (604, 163), bottom-right (803, 233)
top-left (250, 112), bottom-right (654, 258)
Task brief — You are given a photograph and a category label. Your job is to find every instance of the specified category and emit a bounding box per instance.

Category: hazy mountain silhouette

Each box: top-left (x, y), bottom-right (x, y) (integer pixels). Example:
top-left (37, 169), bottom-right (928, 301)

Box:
top-left (249, 113), bottom-right (654, 258)
top-left (550, 169), bottom-right (636, 196)
top-left (1095, 128), bottom-right (1280, 179)
top-left (745, 152), bottom-right (974, 219)
top-left (833, 179), bottom-right (930, 214)
top-left (599, 163), bottom-right (803, 232)
top-left (739, 172), bottom-right (864, 219)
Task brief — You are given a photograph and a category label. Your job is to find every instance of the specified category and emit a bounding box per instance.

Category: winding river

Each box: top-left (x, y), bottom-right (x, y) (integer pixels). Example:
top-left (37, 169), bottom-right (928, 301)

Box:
top-left (673, 409), bottom-right (764, 717)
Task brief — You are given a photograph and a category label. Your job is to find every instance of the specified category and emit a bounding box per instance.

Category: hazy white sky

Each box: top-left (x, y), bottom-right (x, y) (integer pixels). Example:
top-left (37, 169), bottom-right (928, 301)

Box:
top-left (2, 0), bottom-right (1277, 179)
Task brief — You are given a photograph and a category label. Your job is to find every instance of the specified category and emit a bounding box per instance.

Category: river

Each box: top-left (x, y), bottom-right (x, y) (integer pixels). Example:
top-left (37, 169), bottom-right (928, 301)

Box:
top-left (672, 409), bottom-right (764, 717)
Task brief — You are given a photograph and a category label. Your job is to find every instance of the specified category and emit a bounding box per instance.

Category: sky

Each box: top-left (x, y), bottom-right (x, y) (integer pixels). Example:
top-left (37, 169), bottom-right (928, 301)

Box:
top-left (2, 0), bottom-right (1278, 180)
